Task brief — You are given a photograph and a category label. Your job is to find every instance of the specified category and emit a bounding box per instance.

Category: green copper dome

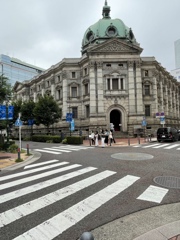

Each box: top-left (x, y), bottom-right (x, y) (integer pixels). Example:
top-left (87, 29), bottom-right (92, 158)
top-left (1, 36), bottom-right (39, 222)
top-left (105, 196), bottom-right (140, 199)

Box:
top-left (82, 1), bottom-right (137, 54)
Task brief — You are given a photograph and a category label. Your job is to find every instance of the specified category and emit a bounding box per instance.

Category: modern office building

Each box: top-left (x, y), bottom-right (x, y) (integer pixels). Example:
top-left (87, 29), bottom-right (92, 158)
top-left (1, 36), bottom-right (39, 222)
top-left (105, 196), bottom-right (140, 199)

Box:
top-left (0, 54), bottom-right (44, 86)
top-left (13, 1), bottom-right (180, 135)
top-left (175, 39), bottom-right (180, 69)
top-left (171, 68), bottom-right (180, 82)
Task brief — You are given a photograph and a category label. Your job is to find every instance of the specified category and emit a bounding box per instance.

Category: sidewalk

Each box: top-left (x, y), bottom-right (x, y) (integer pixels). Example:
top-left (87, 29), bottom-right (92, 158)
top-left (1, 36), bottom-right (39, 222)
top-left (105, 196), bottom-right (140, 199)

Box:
top-left (83, 137), bottom-right (155, 147)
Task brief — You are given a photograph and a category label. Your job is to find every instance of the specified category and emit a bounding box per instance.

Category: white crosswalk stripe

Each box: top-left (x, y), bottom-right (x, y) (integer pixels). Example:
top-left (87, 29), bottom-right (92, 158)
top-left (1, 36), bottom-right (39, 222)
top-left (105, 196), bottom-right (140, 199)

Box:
top-left (133, 143), bottom-right (180, 150)
top-left (24, 160), bottom-right (59, 169)
top-left (0, 161), bottom-right (69, 181)
top-left (0, 161), bottom-right (170, 239)
top-left (34, 145), bottom-right (94, 155)
top-left (137, 185), bottom-right (169, 203)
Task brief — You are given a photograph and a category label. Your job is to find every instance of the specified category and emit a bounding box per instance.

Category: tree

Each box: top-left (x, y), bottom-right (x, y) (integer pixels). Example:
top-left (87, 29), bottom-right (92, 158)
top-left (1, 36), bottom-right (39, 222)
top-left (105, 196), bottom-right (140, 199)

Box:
top-left (11, 99), bottom-right (22, 121)
top-left (20, 101), bottom-right (36, 122)
top-left (33, 95), bottom-right (61, 130)
top-left (0, 75), bottom-right (11, 104)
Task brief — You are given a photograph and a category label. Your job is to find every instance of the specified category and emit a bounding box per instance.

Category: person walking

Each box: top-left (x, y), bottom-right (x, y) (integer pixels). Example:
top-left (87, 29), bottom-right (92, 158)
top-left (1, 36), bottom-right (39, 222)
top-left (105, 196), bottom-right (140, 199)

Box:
top-left (95, 131), bottom-right (99, 146)
top-left (90, 131), bottom-right (95, 145)
top-left (101, 129), bottom-right (105, 148)
top-left (109, 130), bottom-right (113, 146)
top-left (104, 129), bottom-right (109, 146)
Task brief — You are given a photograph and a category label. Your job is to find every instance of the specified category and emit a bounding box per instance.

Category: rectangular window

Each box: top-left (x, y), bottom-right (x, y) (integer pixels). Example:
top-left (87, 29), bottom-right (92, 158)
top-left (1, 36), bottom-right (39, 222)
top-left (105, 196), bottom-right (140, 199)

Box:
top-left (84, 68), bottom-right (87, 76)
top-left (58, 75), bottom-right (60, 82)
top-left (85, 84), bottom-right (88, 95)
top-left (145, 105), bottom-right (151, 116)
top-left (144, 85), bottom-right (150, 95)
top-left (72, 72), bottom-right (76, 78)
top-left (86, 105), bottom-right (90, 118)
top-left (71, 87), bottom-right (77, 97)
top-left (107, 78), bottom-right (110, 90)
top-left (112, 78), bottom-right (118, 90)
top-left (145, 70), bottom-right (149, 77)
top-left (120, 78), bottom-right (124, 90)
top-left (72, 107), bottom-right (78, 119)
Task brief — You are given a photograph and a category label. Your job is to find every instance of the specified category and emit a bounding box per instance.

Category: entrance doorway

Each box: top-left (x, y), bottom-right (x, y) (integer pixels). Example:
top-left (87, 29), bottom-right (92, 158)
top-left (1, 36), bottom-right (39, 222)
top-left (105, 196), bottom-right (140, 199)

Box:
top-left (110, 110), bottom-right (121, 131)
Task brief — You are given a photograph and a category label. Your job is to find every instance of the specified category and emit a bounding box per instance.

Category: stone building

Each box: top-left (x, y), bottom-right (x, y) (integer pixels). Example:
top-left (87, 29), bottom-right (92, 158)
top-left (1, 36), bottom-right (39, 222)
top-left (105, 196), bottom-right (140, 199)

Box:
top-left (13, 1), bottom-right (180, 136)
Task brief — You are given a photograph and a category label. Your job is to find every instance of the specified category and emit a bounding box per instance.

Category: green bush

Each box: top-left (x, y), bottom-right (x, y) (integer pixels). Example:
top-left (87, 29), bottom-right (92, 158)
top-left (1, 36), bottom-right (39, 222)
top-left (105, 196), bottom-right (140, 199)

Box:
top-left (66, 136), bottom-right (83, 144)
top-left (8, 144), bottom-right (18, 153)
top-left (32, 135), bottom-right (61, 143)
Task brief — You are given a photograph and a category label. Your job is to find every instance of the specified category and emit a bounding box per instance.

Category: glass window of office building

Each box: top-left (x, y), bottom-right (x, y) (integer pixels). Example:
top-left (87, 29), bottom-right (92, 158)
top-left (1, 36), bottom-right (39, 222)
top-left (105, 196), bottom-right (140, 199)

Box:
top-left (0, 54), bottom-right (44, 86)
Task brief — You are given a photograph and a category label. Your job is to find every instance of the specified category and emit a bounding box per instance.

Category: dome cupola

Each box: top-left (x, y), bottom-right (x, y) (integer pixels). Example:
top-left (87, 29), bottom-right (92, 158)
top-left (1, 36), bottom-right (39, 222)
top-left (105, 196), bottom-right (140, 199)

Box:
top-left (82, 1), bottom-right (137, 54)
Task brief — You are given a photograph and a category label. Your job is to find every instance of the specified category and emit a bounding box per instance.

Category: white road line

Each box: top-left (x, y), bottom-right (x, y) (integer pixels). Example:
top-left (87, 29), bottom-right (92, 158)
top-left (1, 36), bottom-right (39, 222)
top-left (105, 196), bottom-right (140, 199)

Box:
top-left (137, 185), bottom-right (168, 203)
top-left (64, 145), bottom-right (92, 149)
top-left (0, 167), bottom-right (96, 204)
top-left (34, 149), bottom-right (61, 154)
top-left (142, 144), bottom-right (160, 148)
top-left (0, 162), bottom-right (69, 181)
top-left (164, 144), bottom-right (180, 149)
top-left (133, 145), bottom-right (141, 148)
top-left (152, 144), bottom-right (170, 148)
top-left (24, 160), bottom-right (59, 169)
top-left (44, 148), bottom-right (71, 153)
top-left (0, 170), bottom-right (116, 228)
top-left (52, 147), bottom-right (80, 151)
top-left (13, 175), bottom-right (140, 240)
top-left (0, 164), bottom-right (81, 190)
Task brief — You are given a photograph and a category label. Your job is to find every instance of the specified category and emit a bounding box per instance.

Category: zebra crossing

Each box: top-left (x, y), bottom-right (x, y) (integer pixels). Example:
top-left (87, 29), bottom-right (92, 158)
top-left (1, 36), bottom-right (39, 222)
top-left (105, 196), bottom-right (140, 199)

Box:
top-left (0, 160), bottom-right (169, 240)
top-left (34, 145), bottom-right (94, 155)
top-left (133, 143), bottom-right (180, 150)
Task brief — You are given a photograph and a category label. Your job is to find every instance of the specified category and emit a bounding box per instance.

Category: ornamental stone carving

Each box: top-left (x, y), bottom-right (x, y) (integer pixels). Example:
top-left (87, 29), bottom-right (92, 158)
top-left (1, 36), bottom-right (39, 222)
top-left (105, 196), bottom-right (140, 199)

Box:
top-left (152, 69), bottom-right (159, 77)
top-left (62, 70), bottom-right (67, 79)
top-left (98, 42), bottom-right (132, 52)
top-left (128, 60), bottom-right (134, 68)
top-left (88, 61), bottom-right (95, 68)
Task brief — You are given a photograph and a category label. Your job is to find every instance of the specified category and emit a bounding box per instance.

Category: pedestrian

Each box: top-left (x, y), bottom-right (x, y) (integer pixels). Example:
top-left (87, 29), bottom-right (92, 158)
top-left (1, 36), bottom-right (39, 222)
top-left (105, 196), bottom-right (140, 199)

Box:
top-left (101, 129), bottom-right (105, 148)
top-left (104, 129), bottom-right (109, 146)
top-left (109, 130), bottom-right (113, 146)
top-left (90, 131), bottom-right (95, 145)
top-left (112, 130), bottom-right (116, 143)
top-left (95, 131), bottom-right (99, 146)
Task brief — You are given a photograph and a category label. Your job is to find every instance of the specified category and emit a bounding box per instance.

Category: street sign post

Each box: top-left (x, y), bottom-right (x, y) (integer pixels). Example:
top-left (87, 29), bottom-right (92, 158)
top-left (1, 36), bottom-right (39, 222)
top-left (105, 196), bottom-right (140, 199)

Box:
top-left (15, 117), bottom-right (23, 150)
top-left (66, 113), bottom-right (73, 122)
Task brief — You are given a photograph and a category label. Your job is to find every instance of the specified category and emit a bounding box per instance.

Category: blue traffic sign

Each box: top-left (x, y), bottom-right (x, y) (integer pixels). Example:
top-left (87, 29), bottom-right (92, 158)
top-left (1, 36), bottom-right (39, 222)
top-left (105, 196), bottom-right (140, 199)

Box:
top-left (142, 120), bottom-right (147, 126)
top-left (66, 113), bottom-right (73, 122)
top-left (15, 118), bottom-right (23, 127)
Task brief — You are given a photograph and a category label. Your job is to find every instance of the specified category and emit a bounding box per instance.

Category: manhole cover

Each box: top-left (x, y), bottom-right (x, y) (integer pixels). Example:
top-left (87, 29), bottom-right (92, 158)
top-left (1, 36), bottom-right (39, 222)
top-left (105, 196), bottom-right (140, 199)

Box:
top-left (111, 152), bottom-right (154, 161)
top-left (154, 176), bottom-right (180, 189)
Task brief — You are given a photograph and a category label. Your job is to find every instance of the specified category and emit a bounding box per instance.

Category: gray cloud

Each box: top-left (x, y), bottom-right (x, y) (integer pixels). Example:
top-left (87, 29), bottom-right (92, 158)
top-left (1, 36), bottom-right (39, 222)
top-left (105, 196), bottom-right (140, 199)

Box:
top-left (1, 0), bottom-right (179, 71)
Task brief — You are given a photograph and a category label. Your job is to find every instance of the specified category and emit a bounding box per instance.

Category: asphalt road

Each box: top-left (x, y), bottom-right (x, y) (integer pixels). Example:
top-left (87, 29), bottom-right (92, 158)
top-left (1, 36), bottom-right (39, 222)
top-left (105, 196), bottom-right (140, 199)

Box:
top-left (0, 141), bottom-right (180, 240)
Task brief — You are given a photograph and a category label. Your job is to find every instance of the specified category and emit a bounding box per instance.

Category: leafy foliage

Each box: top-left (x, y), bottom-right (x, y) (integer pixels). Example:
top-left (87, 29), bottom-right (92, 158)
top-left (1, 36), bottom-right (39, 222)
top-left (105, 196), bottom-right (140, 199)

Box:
top-left (0, 75), bottom-right (12, 104)
top-left (20, 101), bottom-right (35, 122)
top-left (33, 95), bottom-right (61, 128)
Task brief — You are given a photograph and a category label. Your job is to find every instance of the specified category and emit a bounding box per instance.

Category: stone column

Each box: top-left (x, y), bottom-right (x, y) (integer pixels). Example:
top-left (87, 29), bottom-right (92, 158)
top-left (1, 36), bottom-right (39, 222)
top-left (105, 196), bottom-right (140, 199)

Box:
top-left (164, 85), bottom-right (168, 116)
top-left (51, 76), bottom-right (55, 98)
top-left (152, 69), bottom-right (158, 115)
top-left (128, 60), bottom-right (136, 114)
top-left (135, 61), bottom-right (143, 114)
top-left (89, 61), bottom-right (96, 116)
top-left (62, 70), bottom-right (68, 120)
top-left (96, 61), bottom-right (104, 114)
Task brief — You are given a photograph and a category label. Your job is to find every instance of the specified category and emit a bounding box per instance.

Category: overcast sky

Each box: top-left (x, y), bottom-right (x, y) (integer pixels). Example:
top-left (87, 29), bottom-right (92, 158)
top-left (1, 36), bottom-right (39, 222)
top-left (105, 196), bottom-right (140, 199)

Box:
top-left (1, 0), bottom-right (179, 72)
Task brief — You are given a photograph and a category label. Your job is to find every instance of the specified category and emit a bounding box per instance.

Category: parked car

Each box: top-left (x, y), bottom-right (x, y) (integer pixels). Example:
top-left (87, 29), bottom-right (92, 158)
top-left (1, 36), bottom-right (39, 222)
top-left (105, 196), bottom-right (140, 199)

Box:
top-left (178, 130), bottom-right (180, 140)
top-left (157, 127), bottom-right (179, 142)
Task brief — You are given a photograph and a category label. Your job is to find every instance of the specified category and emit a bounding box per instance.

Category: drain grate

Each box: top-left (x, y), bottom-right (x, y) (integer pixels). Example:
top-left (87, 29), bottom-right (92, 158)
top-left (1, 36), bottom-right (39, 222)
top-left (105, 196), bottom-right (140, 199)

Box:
top-left (154, 176), bottom-right (180, 189)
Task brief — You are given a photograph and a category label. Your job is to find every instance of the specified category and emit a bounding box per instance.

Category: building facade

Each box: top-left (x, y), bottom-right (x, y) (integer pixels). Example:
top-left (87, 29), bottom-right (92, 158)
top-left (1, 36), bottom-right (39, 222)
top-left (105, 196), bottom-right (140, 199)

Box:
top-left (13, 1), bottom-right (180, 135)
top-left (0, 54), bottom-right (44, 86)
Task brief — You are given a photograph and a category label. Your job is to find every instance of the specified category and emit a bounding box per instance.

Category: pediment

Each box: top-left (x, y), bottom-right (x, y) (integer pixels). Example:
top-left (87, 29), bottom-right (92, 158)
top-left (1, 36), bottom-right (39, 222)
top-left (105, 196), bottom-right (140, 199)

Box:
top-left (88, 39), bottom-right (143, 54)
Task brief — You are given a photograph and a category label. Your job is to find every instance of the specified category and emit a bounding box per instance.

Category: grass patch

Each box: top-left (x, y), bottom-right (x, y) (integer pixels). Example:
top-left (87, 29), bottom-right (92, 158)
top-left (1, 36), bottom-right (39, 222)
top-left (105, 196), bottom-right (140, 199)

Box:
top-left (15, 158), bottom-right (24, 162)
